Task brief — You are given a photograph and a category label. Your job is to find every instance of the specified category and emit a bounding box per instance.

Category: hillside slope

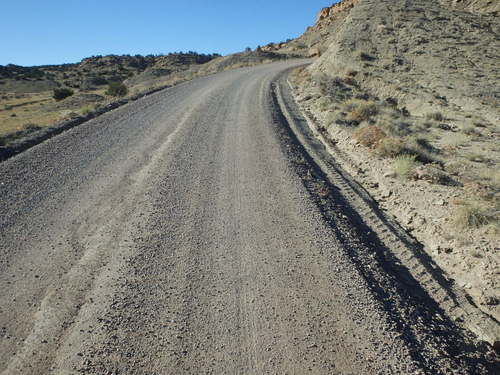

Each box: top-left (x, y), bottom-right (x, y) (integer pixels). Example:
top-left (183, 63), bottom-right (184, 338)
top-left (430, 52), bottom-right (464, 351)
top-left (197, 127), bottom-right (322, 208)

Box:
top-left (288, 0), bottom-right (500, 345)
top-left (0, 53), bottom-right (218, 94)
top-left (441, 0), bottom-right (500, 14)
top-left (309, 0), bottom-right (499, 122)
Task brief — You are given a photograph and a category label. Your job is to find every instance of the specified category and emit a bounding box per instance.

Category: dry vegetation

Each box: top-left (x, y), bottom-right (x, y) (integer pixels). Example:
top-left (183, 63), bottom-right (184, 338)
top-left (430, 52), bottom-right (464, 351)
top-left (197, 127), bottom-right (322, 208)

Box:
top-left (290, 33), bottom-right (499, 322)
top-left (291, 68), bottom-right (499, 234)
top-left (0, 50), bottom-right (293, 148)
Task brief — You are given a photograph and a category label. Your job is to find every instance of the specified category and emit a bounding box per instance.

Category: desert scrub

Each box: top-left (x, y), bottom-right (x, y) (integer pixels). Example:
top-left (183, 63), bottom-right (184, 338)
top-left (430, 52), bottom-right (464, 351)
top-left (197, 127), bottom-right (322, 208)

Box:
top-left (405, 136), bottom-right (437, 163)
top-left (461, 125), bottom-right (481, 137)
top-left (382, 119), bottom-right (413, 136)
top-left (318, 74), bottom-right (345, 96)
top-left (376, 137), bottom-right (407, 158)
top-left (53, 88), bottom-right (74, 101)
top-left (426, 111), bottom-right (444, 121)
top-left (106, 81), bottom-right (128, 97)
top-left (393, 154), bottom-right (421, 179)
top-left (326, 111), bottom-right (340, 127)
top-left (342, 99), bottom-right (378, 122)
top-left (453, 200), bottom-right (499, 229)
top-left (375, 134), bottom-right (437, 163)
top-left (353, 126), bottom-right (386, 148)
top-left (318, 97), bottom-right (332, 112)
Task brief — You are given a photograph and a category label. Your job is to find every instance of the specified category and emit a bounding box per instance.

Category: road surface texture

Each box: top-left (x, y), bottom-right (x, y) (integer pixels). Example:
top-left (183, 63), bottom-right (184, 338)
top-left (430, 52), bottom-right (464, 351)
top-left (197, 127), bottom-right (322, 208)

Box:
top-left (0, 61), bottom-right (497, 374)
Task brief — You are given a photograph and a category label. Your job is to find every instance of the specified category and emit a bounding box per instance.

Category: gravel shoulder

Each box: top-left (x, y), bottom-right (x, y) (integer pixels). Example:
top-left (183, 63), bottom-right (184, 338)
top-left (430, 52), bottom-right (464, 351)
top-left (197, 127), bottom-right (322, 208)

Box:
top-left (0, 61), bottom-right (497, 374)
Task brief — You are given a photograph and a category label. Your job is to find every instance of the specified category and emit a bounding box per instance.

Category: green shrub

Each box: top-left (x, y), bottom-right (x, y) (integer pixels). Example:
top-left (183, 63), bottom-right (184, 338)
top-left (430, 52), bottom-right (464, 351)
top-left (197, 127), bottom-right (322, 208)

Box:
top-left (53, 88), bottom-right (74, 101)
top-left (106, 82), bottom-right (128, 97)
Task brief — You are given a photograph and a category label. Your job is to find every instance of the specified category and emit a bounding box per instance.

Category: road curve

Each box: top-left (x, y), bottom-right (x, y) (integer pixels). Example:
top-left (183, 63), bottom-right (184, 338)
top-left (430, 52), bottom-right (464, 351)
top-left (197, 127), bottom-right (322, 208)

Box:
top-left (0, 61), bottom-right (497, 374)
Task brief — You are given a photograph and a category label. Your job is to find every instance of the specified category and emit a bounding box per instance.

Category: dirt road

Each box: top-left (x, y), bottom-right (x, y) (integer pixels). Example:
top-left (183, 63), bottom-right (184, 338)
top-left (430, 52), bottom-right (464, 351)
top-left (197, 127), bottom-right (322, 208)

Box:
top-left (0, 61), bottom-right (497, 374)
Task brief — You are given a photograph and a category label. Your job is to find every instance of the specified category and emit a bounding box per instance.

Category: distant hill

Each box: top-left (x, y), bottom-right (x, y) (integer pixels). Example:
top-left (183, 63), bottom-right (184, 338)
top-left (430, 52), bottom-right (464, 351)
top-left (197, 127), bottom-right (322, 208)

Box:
top-left (0, 53), bottom-right (220, 93)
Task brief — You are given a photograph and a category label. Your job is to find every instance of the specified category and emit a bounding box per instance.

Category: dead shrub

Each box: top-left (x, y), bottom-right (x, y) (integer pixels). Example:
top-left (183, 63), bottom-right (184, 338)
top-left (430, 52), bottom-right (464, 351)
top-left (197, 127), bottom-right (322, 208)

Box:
top-left (343, 99), bottom-right (378, 122)
top-left (354, 126), bottom-right (387, 148)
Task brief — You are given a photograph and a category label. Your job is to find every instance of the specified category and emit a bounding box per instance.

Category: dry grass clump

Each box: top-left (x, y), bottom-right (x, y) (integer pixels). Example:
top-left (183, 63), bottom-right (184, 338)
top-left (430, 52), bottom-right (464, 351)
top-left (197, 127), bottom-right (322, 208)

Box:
top-left (463, 181), bottom-right (497, 201)
top-left (375, 135), bottom-right (436, 164)
top-left (453, 200), bottom-right (499, 229)
top-left (353, 126), bottom-right (386, 148)
top-left (394, 154), bottom-right (421, 179)
top-left (80, 104), bottom-right (96, 115)
top-left (376, 137), bottom-right (406, 158)
top-left (461, 125), bottom-right (481, 136)
top-left (317, 97), bottom-right (332, 112)
top-left (443, 133), bottom-right (470, 149)
top-left (326, 111), bottom-right (343, 127)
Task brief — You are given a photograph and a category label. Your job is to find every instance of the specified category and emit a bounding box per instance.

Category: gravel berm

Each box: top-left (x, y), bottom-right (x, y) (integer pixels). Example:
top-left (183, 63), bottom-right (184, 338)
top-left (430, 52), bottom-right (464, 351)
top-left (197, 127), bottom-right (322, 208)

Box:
top-left (0, 61), bottom-right (497, 374)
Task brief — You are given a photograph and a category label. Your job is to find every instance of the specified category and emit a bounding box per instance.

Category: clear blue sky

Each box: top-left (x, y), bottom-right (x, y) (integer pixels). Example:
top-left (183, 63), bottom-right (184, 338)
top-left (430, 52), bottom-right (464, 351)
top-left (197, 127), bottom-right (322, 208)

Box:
top-left (1, 0), bottom-right (338, 67)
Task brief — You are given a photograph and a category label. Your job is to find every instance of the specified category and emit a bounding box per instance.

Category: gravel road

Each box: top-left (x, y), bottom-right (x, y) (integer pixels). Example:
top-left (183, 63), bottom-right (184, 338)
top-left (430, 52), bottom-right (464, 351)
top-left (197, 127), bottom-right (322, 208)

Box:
top-left (0, 61), bottom-right (497, 374)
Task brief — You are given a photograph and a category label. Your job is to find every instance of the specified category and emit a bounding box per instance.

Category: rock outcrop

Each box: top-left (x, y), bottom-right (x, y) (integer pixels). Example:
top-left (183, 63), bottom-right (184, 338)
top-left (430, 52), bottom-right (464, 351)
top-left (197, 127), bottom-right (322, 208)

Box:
top-left (316, 0), bottom-right (360, 27)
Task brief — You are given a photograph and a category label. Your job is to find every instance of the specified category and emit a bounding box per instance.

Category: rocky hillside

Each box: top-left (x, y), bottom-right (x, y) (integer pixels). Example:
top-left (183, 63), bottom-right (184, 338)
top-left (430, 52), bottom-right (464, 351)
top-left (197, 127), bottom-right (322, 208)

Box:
top-left (307, 0), bottom-right (499, 122)
top-left (287, 0), bottom-right (499, 344)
